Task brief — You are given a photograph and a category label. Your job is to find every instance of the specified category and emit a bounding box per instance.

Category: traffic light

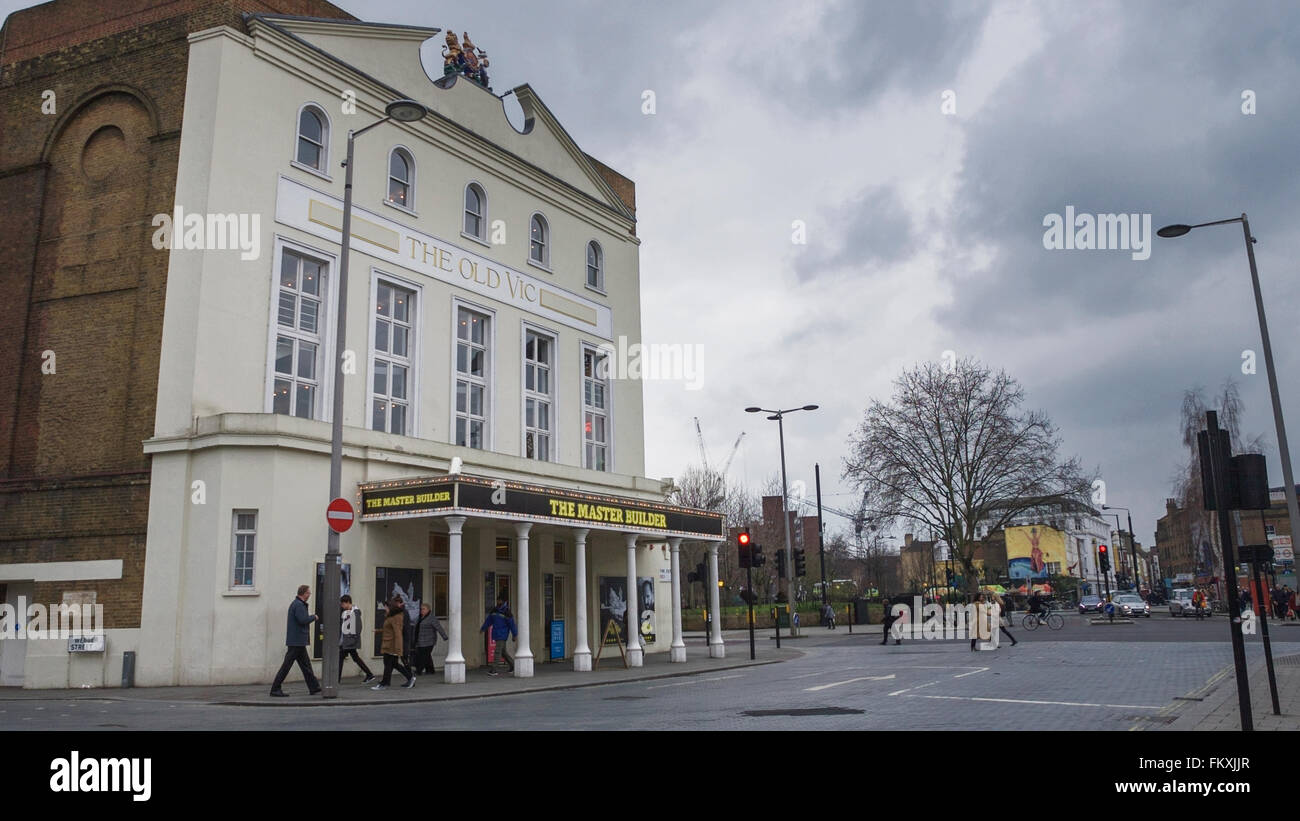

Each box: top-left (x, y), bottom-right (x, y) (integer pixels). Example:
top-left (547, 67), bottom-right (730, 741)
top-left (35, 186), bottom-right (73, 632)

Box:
top-left (752, 543), bottom-right (766, 567)
top-left (1098, 544), bottom-right (1110, 572)
top-left (737, 529), bottom-right (752, 568)
top-left (687, 562), bottom-right (707, 584)
top-left (793, 545), bottom-right (807, 577)
top-left (775, 549), bottom-right (787, 578)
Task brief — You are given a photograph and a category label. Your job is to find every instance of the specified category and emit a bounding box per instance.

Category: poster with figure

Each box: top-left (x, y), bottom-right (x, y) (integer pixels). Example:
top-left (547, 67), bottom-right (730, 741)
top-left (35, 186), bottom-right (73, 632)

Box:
top-left (599, 576), bottom-right (627, 645)
top-left (1006, 525), bottom-right (1065, 579)
top-left (312, 562), bottom-right (351, 659)
top-left (638, 576), bottom-right (655, 644)
top-left (374, 567), bottom-right (422, 658)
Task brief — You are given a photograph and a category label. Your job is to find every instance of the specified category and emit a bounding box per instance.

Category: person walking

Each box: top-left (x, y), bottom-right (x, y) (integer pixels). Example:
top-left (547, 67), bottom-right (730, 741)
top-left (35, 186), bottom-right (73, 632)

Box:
top-left (998, 593), bottom-right (1018, 646)
top-left (880, 600), bottom-right (902, 645)
top-left (270, 585), bottom-right (321, 697)
top-left (413, 602), bottom-right (448, 676)
top-left (372, 598), bottom-right (415, 690)
top-left (479, 600), bottom-right (517, 675)
top-left (821, 602), bottom-right (836, 630)
top-left (338, 594), bottom-right (375, 684)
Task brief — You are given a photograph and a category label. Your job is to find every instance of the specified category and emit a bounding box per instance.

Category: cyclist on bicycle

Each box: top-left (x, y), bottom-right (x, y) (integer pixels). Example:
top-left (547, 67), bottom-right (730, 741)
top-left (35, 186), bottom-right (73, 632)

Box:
top-left (1028, 591), bottom-right (1048, 624)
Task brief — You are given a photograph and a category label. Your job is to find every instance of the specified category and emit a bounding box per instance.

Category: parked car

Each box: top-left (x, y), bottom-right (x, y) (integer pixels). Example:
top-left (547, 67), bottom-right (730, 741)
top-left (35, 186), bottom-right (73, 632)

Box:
top-left (1078, 595), bottom-right (1105, 615)
top-left (1114, 593), bottom-right (1151, 618)
top-left (1169, 588), bottom-right (1207, 617)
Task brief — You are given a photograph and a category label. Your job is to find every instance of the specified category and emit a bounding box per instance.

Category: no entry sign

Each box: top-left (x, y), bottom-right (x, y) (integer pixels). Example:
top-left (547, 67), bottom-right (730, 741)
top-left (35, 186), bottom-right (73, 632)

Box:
top-left (326, 497), bottom-right (355, 533)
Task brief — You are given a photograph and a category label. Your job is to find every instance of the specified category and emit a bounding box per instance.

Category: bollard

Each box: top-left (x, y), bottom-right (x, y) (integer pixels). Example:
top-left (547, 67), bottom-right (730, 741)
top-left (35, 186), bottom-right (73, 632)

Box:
top-left (121, 651), bottom-right (136, 689)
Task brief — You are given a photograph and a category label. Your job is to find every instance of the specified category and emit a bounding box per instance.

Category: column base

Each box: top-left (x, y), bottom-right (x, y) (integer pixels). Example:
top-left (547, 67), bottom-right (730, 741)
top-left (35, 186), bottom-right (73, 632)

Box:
top-left (627, 646), bottom-right (644, 667)
top-left (443, 660), bottom-right (466, 684)
top-left (669, 645), bottom-right (687, 663)
top-left (513, 655), bottom-right (535, 678)
top-left (708, 642), bottom-right (726, 659)
top-left (573, 650), bottom-right (592, 672)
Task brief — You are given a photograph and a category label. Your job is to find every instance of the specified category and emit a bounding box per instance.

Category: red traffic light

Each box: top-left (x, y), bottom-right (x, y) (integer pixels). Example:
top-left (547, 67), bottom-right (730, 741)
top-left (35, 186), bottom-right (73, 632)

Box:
top-left (1098, 545), bottom-right (1108, 554)
top-left (738, 531), bottom-right (751, 546)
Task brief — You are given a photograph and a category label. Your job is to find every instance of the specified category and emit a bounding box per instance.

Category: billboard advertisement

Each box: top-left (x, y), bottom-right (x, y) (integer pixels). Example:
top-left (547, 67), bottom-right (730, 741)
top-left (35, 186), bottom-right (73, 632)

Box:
top-left (1006, 525), bottom-right (1066, 579)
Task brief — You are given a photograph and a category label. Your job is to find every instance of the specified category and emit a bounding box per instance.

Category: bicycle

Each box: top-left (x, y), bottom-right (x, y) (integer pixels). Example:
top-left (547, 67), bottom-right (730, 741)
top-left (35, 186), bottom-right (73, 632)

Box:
top-left (1021, 611), bottom-right (1063, 630)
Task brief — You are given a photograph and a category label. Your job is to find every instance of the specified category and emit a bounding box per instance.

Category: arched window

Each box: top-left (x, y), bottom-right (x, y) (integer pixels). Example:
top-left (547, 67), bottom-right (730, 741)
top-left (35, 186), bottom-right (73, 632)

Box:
top-left (295, 105), bottom-right (328, 171)
top-left (529, 213), bottom-right (549, 266)
top-left (387, 147), bottom-right (414, 209)
top-left (586, 240), bottom-right (603, 290)
top-left (463, 183), bottom-right (486, 239)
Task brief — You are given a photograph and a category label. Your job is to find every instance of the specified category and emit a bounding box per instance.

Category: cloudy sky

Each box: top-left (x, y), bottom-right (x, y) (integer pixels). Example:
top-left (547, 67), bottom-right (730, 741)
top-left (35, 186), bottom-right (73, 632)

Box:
top-left (10, 0), bottom-right (1297, 549)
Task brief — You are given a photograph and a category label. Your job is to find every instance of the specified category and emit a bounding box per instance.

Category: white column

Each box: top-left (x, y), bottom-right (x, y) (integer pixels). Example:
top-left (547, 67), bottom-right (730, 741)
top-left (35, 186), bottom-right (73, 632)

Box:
top-left (708, 541), bottom-right (725, 658)
top-left (625, 532), bottom-right (643, 667)
top-left (514, 522), bottom-right (534, 677)
top-left (572, 529), bottom-right (592, 672)
top-left (669, 537), bottom-right (686, 662)
top-left (443, 516), bottom-right (467, 684)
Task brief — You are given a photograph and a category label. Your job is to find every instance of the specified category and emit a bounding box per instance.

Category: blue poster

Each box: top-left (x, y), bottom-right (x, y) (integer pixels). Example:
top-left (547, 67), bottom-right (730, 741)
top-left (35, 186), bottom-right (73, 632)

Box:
top-left (550, 620), bottom-right (564, 660)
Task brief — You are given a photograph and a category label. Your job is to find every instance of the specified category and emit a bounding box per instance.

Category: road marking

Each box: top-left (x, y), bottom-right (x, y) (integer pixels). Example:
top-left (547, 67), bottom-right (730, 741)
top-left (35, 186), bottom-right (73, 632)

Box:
top-left (905, 694), bottom-right (1164, 709)
top-left (953, 667), bottom-right (989, 678)
top-left (804, 674), bottom-right (895, 692)
top-left (888, 680), bottom-right (939, 696)
top-left (646, 673), bottom-right (744, 690)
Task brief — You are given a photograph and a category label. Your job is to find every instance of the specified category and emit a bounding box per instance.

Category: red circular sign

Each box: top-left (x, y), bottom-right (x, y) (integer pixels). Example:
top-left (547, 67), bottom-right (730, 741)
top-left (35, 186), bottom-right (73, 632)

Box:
top-left (326, 497), bottom-right (355, 533)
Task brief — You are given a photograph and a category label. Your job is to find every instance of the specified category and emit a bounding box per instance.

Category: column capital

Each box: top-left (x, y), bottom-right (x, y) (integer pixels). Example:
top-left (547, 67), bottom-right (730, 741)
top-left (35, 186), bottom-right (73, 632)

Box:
top-left (667, 537), bottom-right (683, 552)
top-left (571, 527), bottom-right (590, 542)
top-left (445, 516), bottom-right (467, 535)
top-left (707, 540), bottom-right (722, 556)
top-left (514, 521), bottom-right (533, 538)
top-left (624, 532), bottom-right (640, 548)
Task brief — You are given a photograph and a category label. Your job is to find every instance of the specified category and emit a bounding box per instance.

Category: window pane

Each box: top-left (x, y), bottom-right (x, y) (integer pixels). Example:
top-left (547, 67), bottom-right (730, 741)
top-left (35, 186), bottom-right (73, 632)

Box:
top-left (377, 285), bottom-right (391, 317)
top-left (469, 348), bottom-right (483, 377)
top-left (465, 213), bottom-right (481, 237)
top-left (237, 513), bottom-right (256, 531)
top-left (595, 416), bottom-right (606, 442)
top-left (388, 179), bottom-right (408, 205)
top-left (525, 336), bottom-right (535, 360)
top-left (457, 311), bottom-right (470, 341)
top-left (393, 291), bottom-right (409, 323)
top-left (469, 385), bottom-right (483, 416)
top-left (594, 383), bottom-right (605, 409)
top-left (465, 185), bottom-right (480, 215)
top-left (297, 139), bottom-right (320, 168)
top-left (469, 420), bottom-right (483, 448)
top-left (456, 381), bottom-right (467, 413)
top-left (274, 379), bottom-right (292, 414)
top-left (391, 365), bottom-right (407, 400)
top-left (278, 292), bottom-right (296, 327)
top-left (537, 369), bottom-right (549, 395)
top-left (295, 383), bottom-right (314, 418)
top-left (470, 315), bottom-right (484, 345)
top-left (525, 431), bottom-right (535, 459)
top-left (456, 344), bottom-right (468, 373)
top-left (390, 403), bottom-right (406, 436)
top-left (537, 337), bottom-right (550, 363)
top-left (297, 342), bottom-right (316, 380)
top-left (391, 326), bottom-right (408, 358)
top-left (456, 417), bottom-right (466, 446)
top-left (372, 399), bottom-right (386, 432)
top-left (538, 403), bottom-right (549, 431)
top-left (595, 446), bottom-right (606, 472)
top-left (299, 109), bottom-right (322, 143)
top-left (299, 297), bottom-right (318, 334)
top-left (375, 319), bottom-right (389, 353)
top-left (587, 242), bottom-right (598, 269)
top-left (281, 250), bottom-right (298, 289)
top-left (531, 239), bottom-right (543, 262)
top-left (531, 216), bottom-right (545, 243)
top-left (275, 337), bottom-right (294, 375)
top-left (300, 260), bottom-right (321, 295)
top-left (389, 151), bottom-right (408, 182)
top-left (537, 435), bottom-right (549, 461)
top-left (525, 399), bottom-right (535, 428)
top-left (373, 360), bottom-right (387, 396)
top-left (525, 364), bottom-right (534, 392)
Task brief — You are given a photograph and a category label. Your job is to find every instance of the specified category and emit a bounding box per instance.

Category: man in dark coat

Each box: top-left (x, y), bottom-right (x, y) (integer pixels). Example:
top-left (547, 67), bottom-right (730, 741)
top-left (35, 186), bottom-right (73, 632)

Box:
top-left (270, 585), bottom-right (321, 697)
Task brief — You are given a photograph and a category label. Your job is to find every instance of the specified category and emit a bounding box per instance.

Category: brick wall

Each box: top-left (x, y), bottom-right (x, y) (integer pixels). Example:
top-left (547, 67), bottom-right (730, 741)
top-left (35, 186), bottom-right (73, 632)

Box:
top-left (0, 0), bottom-right (356, 632)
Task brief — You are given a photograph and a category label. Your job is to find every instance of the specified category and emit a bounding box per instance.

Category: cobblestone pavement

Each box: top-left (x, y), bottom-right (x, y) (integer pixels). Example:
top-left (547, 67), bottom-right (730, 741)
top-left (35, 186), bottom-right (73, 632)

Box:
top-left (3, 625), bottom-right (1295, 730)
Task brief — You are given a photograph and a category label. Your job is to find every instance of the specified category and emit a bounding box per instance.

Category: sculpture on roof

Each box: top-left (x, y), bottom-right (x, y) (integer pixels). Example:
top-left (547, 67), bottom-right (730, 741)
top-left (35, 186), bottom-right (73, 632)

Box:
top-left (442, 29), bottom-right (490, 89)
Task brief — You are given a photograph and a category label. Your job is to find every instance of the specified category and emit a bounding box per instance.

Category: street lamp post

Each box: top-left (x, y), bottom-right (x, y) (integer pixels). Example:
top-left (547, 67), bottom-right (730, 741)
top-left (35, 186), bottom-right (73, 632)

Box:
top-left (746, 404), bottom-right (818, 634)
top-left (1105, 512), bottom-right (1126, 589)
top-left (320, 99), bottom-right (428, 698)
top-left (1103, 505), bottom-right (1139, 591)
top-left (1158, 214), bottom-right (1300, 579)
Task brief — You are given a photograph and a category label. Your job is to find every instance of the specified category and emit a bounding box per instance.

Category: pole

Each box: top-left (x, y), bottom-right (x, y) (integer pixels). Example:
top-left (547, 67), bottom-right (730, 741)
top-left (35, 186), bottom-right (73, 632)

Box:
top-left (1251, 557), bottom-right (1281, 715)
top-left (1242, 215), bottom-right (1300, 571)
top-left (777, 413), bottom-right (796, 634)
top-left (1206, 410), bottom-right (1253, 730)
top-left (1126, 509), bottom-right (1139, 591)
top-left (746, 561), bottom-right (756, 660)
top-left (773, 605), bottom-right (781, 648)
top-left (815, 463), bottom-right (827, 608)
top-left (319, 129), bottom-right (358, 699)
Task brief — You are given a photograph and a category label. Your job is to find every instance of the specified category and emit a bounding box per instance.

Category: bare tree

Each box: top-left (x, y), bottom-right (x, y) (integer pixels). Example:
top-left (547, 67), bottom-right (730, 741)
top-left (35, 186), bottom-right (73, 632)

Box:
top-left (843, 357), bottom-right (1092, 595)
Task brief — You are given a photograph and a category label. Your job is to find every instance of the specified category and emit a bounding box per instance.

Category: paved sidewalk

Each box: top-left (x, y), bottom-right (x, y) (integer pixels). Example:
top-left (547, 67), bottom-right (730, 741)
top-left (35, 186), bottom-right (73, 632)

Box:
top-left (0, 634), bottom-right (801, 708)
top-left (1149, 649), bottom-right (1300, 731)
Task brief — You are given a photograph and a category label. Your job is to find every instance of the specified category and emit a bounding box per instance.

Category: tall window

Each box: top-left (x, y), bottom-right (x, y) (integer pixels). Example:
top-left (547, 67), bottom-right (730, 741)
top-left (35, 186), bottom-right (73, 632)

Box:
top-left (586, 241), bottom-right (603, 290)
top-left (455, 306), bottom-right (489, 448)
top-left (387, 148), bottom-right (414, 208)
top-left (274, 248), bottom-right (326, 419)
top-left (231, 511), bottom-right (257, 588)
top-left (372, 281), bottom-right (414, 435)
top-left (295, 105), bottom-right (328, 171)
top-left (524, 330), bottom-right (553, 460)
top-left (464, 183), bottom-right (486, 239)
top-left (582, 347), bottom-right (609, 471)
top-left (529, 214), bottom-right (549, 265)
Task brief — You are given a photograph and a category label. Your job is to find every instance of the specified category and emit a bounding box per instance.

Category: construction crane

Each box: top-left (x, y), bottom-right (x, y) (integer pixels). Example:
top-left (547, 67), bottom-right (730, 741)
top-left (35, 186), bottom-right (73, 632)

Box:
top-left (693, 417), bottom-right (710, 469)
top-left (719, 432), bottom-right (745, 475)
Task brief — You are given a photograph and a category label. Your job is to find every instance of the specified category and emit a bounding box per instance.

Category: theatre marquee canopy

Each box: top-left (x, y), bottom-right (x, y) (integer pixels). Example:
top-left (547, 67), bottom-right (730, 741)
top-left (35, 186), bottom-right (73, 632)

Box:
top-left (357, 475), bottom-right (725, 540)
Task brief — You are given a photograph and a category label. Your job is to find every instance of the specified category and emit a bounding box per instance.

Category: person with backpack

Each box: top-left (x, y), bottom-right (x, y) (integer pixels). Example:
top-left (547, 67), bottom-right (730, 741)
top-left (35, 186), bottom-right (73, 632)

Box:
top-left (339, 594), bottom-right (375, 684)
top-left (479, 600), bottom-right (517, 676)
top-left (412, 602), bottom-right (449, 676)
top-left (372, 597), bottom-right (415, 690)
